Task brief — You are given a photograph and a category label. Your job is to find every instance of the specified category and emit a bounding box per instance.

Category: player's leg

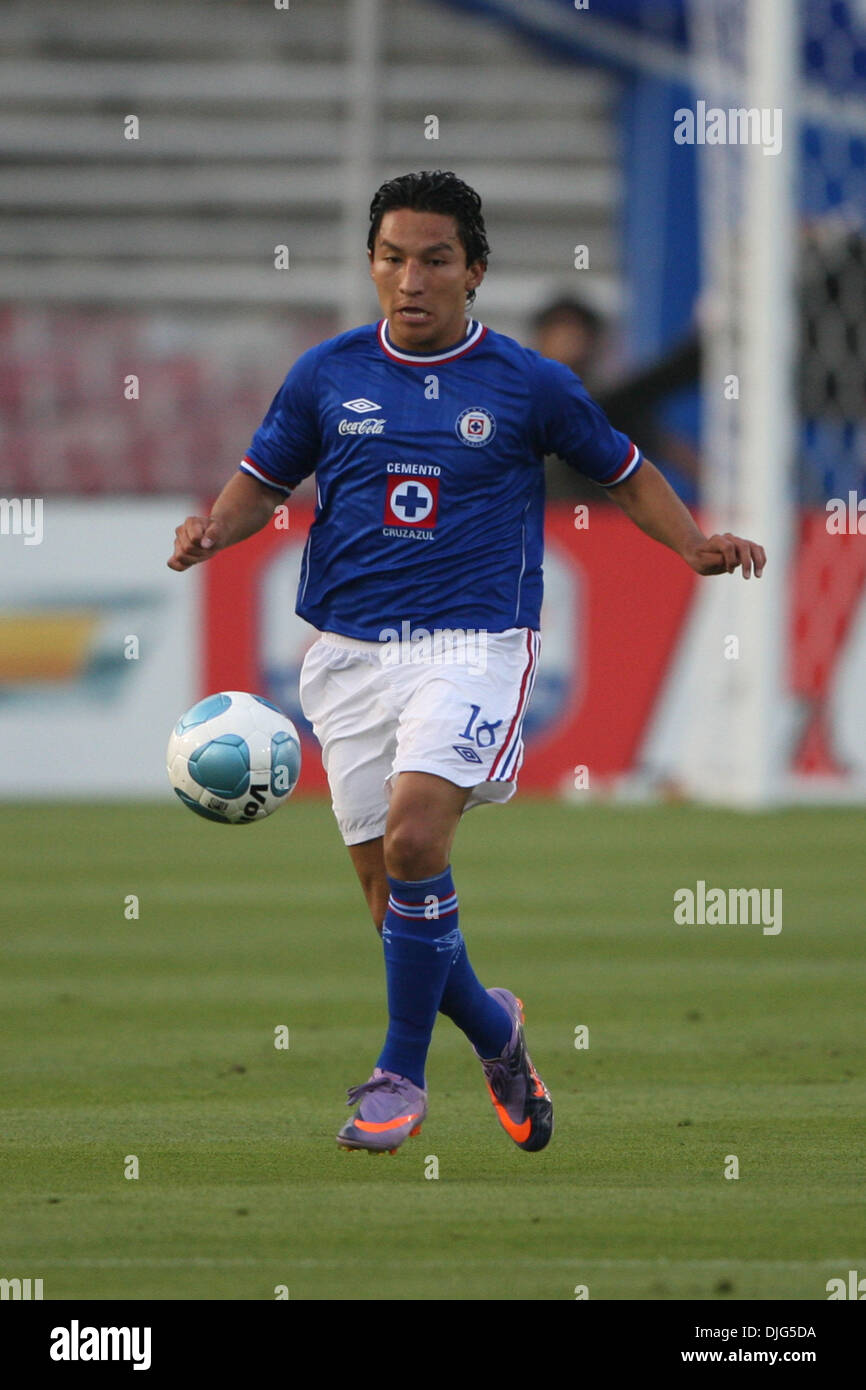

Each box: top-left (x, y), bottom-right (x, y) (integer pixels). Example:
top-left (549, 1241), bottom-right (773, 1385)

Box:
top-left (303, 630), bottom-right (551, 1150)
top-left (345, 764), bottom-right (465, 928)
top-left (383, 769), bottom-right (466, 878)
top-left (345, 824), bottom-right (512, 1062)
top-left (340, 772), bottom-right (487, 1151)
top-left (346, 768), bottom-right (464, 924)
top-left (299, 637), bottom-right (443, 1151)
top-left (340, 764), bottom-right (550, 1152)
top-left (337, 772), bottom-right (469, 1152)
top-left (376, 631), bottom-right (552, 1151)
top-left (368, 773), bottom-right (479, 1092)
top-left (375, 770), bottom-right (512, 1078)
top-left (347, 838), bottom-right (387, 932)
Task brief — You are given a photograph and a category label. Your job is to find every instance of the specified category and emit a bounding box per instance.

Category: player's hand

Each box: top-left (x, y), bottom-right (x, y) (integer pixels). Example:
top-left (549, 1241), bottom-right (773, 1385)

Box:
top-left (167, 515), bottom-right (226, 571)
top-left (684, 533), bottom-right (766, 579)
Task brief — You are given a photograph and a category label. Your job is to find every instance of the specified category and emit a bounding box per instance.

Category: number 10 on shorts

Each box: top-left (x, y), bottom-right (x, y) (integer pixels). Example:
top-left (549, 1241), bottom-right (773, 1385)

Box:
top-left (458, 704), bottom-right (502, 748)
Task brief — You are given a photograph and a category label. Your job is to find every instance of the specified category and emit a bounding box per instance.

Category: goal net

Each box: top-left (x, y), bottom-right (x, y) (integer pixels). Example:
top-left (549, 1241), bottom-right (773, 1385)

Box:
top-left (664, 0), bottom-right (866, 805)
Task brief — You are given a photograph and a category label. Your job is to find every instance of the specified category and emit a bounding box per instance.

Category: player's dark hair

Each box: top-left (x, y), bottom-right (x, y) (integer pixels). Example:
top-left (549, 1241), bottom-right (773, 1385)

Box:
top-left (367, 170), bottom-right (490, 307)
top-left (532, 297), bottom-right (603, 337)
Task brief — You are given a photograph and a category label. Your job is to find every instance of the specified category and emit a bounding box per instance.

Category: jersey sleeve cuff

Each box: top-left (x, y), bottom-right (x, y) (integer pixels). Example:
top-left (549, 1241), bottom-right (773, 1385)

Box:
top-left (239, 455), bottom-right (292, 494)
top-left (600, 442), bottom-right (642, 488)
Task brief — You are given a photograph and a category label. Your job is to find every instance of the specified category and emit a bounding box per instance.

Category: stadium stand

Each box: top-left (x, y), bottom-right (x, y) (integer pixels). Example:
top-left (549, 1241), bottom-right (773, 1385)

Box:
top-left (0, 0), bottom-right (622, 495)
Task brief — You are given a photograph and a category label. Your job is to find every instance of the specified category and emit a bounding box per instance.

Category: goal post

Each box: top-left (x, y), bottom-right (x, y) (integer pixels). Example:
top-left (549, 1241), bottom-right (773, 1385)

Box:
top-left (673, 0), bottom-right (797, 807)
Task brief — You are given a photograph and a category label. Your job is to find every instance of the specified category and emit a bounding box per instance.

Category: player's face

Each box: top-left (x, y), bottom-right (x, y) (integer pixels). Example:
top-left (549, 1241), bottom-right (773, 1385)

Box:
top-left (537, 317), bottom-right (599, 377)
top-left (368, 209), bottom-right (485, 352)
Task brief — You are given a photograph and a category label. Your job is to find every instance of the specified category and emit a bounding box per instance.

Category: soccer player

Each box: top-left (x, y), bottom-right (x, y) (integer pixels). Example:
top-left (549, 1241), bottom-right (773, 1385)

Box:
top-left (169, 171), bottom-right (765, 1156)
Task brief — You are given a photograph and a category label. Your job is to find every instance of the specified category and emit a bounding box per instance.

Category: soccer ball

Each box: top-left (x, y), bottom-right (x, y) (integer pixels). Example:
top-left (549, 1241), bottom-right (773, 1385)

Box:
top-left (167, 690), bottom-right (301, 824)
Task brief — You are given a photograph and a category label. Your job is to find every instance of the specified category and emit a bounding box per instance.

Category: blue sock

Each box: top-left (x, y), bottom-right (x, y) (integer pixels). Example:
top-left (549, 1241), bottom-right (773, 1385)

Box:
top-left (438, 938), bottom-right (513, 1059)
top-left (376, 867), bottom-right (462, 1089)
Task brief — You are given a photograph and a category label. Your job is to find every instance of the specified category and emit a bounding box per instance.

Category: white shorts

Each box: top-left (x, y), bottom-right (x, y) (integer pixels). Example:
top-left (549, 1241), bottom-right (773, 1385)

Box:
top-left (299, 627), bottom-right (541, 845)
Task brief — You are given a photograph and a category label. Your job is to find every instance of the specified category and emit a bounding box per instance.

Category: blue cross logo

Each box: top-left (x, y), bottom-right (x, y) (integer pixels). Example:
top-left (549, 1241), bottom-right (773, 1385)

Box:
top-left (394, 484), bottom-right (428, 519)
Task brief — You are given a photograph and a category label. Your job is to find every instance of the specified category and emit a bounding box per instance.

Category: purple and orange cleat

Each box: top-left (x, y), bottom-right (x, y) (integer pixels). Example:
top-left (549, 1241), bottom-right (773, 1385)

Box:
top-left (475, 988), bottom-right (554, 1152)
top-left (336, 1068), bottom-right (427, 1154)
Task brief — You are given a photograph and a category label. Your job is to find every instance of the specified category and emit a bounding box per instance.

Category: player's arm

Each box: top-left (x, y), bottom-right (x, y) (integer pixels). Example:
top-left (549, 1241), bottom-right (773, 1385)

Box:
top-left (167, 471), bottom-right (281, 571)
top-left (608, 457), bottom-right (766, 578)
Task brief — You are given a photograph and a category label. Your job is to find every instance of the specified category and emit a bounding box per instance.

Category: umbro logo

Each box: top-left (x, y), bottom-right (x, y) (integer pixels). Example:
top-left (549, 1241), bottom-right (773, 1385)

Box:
top-left (453, 745), bottom-right (483, 764)
top-left (342, 397), bottom-right (381, 413)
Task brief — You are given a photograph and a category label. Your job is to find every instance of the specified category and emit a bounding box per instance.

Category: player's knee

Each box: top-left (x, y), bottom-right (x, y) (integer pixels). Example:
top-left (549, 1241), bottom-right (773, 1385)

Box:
top-left (383, 819), bottom-right (441, 881)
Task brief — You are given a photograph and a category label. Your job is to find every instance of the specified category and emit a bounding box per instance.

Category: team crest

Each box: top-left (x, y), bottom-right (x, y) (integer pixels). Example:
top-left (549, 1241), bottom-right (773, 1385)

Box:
top-left (384, 475), bottom-right (440, 527)
top-left (455, 407), bottom-right (496, 447)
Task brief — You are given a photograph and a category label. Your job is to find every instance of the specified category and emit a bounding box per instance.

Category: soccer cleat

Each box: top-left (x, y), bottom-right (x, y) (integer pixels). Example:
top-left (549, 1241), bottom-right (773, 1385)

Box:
top-left (476, 988), bottom-right (554, 1152)
top-left (336, 1068), bottom-right (427, 1154)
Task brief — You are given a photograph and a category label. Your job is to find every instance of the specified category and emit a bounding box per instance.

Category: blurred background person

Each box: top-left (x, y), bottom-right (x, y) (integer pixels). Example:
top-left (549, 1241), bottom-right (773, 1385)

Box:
top-left (533, 296), bottom-right (701, 503)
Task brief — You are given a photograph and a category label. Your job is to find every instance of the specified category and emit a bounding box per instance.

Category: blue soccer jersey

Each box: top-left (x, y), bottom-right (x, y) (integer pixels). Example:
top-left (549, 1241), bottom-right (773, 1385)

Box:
top-left (239, 318), bottom-right (641, 639)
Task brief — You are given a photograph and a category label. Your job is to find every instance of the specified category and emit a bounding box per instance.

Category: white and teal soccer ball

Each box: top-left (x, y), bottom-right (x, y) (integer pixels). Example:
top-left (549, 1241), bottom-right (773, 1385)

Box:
top-left (167, 690), bottom-right (301, 824)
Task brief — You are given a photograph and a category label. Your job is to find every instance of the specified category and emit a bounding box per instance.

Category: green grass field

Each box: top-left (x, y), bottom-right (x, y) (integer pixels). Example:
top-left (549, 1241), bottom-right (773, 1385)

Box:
top-left (1, 799), bottom-right (863, 1301)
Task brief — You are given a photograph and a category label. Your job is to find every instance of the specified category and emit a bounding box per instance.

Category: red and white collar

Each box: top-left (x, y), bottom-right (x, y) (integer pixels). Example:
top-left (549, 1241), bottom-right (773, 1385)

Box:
top-left (377, 317), bottom-right (487, 365)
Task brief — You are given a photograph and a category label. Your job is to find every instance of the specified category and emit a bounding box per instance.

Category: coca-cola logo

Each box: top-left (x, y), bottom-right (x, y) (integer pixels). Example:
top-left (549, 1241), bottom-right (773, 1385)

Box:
top-left (338, 417), bottom-right (386, 435)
